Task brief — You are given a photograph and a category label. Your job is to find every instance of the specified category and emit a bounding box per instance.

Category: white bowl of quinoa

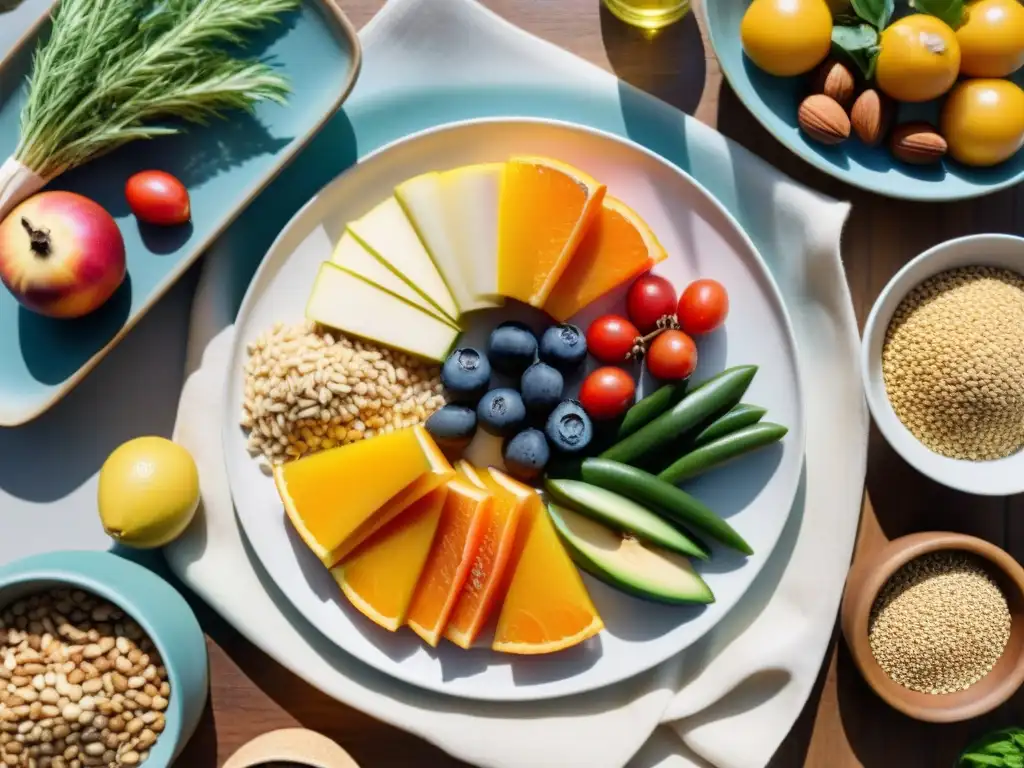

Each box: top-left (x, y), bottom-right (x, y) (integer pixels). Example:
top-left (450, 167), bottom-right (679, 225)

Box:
top-left (861, 234), bottom-right (1024, 496)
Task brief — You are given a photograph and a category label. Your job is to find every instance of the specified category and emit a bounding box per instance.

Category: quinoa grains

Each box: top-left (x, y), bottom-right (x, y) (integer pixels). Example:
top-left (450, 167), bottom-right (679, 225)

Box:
top-left (242, 321), bottom-right (447, 470)
top-left (0, 588), bottom-right (170, 767)
top-left (881, 266), bottom-right (1024, 461)
top-left (868, 551), bottom-right (1011, 695)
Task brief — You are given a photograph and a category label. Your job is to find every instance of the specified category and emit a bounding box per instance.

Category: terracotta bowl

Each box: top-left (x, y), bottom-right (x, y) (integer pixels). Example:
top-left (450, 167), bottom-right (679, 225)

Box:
top-left (222, 728), bottom-right (360, 768)
top-left (841, 532), bottom-right (1024, 723)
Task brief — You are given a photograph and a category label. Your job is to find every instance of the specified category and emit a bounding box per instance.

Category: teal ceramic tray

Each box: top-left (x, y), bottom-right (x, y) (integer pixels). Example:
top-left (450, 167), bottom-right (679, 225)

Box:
top-left (705, 0), bottom-right (1024, 201)
top-left (0, 0), bottom-right (360, 426)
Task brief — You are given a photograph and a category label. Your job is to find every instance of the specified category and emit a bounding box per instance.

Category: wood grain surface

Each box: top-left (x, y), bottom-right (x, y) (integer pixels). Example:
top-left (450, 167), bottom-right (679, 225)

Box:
top-left (173, 1), bottom-right (1024, 765)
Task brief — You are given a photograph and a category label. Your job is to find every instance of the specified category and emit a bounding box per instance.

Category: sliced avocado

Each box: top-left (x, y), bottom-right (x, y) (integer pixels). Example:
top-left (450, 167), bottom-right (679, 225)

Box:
top-left (548, 504), bottom-right (714, 605)
top-left (544, 479), bottom-right (708, 560)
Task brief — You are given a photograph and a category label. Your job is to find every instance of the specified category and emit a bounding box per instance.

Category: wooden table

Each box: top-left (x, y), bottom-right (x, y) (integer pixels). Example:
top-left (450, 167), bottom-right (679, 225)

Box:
top-left (174, 1), bottom-right (1024, 765)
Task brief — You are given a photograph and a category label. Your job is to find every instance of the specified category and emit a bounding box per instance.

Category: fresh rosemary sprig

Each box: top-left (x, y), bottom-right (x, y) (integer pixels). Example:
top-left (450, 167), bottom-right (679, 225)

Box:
top-left (14, 0), bottom-right (298, 180)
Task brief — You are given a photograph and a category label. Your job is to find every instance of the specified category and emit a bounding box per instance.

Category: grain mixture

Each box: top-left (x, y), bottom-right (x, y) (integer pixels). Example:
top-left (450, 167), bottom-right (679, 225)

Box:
top-left (881, 266), bottom-right (1024, 461)
top-left (0, 588), bottom-right (170, 767)
top-left (869, 551), bottom-right (1010, 695)
top-left (242, 321), bottom-right (447, 469)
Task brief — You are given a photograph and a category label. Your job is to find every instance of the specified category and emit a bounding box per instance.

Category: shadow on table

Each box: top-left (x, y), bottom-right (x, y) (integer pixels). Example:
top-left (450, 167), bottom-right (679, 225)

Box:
top-left (0, 0), bottom-right (25, 11)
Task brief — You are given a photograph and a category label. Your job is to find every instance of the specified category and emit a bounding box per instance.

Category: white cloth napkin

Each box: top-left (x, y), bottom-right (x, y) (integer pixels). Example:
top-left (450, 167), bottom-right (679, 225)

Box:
top-left (167, 1), bottom-right (868, 766)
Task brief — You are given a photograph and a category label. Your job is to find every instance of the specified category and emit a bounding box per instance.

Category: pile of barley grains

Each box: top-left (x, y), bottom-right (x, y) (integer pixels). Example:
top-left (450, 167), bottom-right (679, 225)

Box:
top-left (241, 321), bottom-right (447, 470)
top-left (881, 266), bottom-right (1024, 461)
top-left (0, 588), bottom-right (170, 767)
top-left (868, 551), bottom-right (1011, 695)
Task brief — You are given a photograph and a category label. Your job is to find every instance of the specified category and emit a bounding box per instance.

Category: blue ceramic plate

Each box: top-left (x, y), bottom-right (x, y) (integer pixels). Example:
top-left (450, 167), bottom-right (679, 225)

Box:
top-left (0, 0), bottom-right (360, 426)
top-left (705, 1), bottom-right (1024, 201)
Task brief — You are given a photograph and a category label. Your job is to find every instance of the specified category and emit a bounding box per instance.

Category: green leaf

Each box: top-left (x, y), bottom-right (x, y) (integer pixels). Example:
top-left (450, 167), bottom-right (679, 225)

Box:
top-left (849, 0), bottom-right (894, 28)
top-left (1004, 754), bottom-right (1024, 768)
top-left (961, 754), bottom-right (1011, 767)
top-left (910, 0), bottom-right (967, 28)
top-left (832, 23), bottom-right (879, 51)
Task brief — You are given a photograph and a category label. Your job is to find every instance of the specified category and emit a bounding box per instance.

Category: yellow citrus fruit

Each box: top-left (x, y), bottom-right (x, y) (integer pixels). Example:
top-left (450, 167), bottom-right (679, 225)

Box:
top-left (98, 437), bottom-right (200, 549)
top-left (876, 15), bottom-right (962, 102)
top-left (740, 0), bottom-right (833, 77)
top-left (941, 78), bottom-right (1024, 166)
top-left (956, 0), bottom-right (1024, 77)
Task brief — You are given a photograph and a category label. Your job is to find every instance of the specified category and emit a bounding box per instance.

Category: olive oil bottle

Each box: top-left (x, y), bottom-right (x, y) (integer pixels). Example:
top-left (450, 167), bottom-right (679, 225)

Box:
top-left (603, 0), bottom-right (690, 30)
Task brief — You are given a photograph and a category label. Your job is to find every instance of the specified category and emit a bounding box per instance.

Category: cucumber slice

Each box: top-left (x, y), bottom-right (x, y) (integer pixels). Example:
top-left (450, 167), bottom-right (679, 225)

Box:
top-left (548, 504), bottom-right (714, 605)
top-left (580, 458), bottom-right (752, 555)
top-left (545, 479), bottom-right (709, 560)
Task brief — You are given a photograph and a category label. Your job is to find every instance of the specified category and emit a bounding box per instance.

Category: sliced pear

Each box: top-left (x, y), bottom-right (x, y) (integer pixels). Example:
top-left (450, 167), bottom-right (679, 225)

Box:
top-left (348, 197), bottom-right (459, 323)
top-left (306, 262), bottom-right (460, 363)
top-left (396, 172), bottom-right (502, 314)
top-left (332, 233), bottom-right (460, 330)
top-left (441, 163), bottom-right (504, 300)
top-left (545, 479), bottom-right (709, 560)
top-left (548, 504), bottom-right (714, 605)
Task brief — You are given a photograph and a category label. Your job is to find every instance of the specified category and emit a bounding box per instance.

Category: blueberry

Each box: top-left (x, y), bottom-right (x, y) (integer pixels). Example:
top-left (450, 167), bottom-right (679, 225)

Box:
top-left (441, 348), bottom-right (491, 403)
top-left (539, 324), bottom-right (587, 371)
top-left (476, 388), bottom-right (527, 437)
top-left (520, 362), bottom-right (564, 418)
top-left (425, 405), bottom-right (477, 452)
top-left (545, 399), bottom-right (593, 454)
top-left (487, 321), bottom-right (538, 376)
top-left (502, 429), bottom-right (550, 482)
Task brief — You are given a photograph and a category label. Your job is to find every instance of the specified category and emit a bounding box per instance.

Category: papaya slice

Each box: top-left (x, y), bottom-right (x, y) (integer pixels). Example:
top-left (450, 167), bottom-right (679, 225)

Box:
top-left (406, 480), bottom-right (492, 646)
top-left (444, 462), bottom-right (526, 649)
top-left (488, 469), bottom-right (604, 655)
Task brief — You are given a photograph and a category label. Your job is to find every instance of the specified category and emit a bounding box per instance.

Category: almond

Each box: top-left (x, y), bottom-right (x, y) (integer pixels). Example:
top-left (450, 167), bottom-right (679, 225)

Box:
top-left (850, 89), bottom-right (892, 147)
top-left (798, 94), bottom-right (851, 146)
top-left (890, 122), bottom-right (948, 165)
top-left (811, 59), bottom-right (856, 108)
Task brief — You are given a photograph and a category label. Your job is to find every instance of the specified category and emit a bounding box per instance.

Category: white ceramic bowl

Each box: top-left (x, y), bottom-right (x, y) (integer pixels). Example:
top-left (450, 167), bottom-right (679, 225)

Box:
top-left (861, 234), bottom-right (1024, 496)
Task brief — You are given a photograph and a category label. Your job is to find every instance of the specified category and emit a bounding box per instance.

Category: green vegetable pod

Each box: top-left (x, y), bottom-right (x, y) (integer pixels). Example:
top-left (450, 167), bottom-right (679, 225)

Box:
top-left (544, 478), bottom-right (709, 560)
top-left (614, 382), bottom-right (689, 441)
top-left (599, 365), bottom-right (758, 466)
top-left (658, 422), bottom-right (789, 485)
top-left (692, 403), bottom-right (767, 447)
top-left (580, 458), bottom-right (752, 555)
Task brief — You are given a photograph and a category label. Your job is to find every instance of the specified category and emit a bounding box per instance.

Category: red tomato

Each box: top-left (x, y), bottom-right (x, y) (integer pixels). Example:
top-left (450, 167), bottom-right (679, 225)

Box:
top-left (125, 171), bottom-right (191, 226)
top-left (586, 315), bottom-right (640, 364)
top-left (646, 330), bottom-right (698, 381)
top-left (578, 367), bottom-right (636, 420)
top-left (626, 274), bottom-right (677, 333)
top-left (677, 279), bottom-right (729, 335)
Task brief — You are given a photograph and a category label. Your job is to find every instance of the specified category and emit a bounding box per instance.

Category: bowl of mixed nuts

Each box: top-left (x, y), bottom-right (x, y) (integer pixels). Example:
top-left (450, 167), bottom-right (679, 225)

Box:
top-left (0, 551), bottom-right (209, 767)
top-left (842, 532), bottom-right (1024, 722)
top-left (861, 234), bottom-right (1024, 496)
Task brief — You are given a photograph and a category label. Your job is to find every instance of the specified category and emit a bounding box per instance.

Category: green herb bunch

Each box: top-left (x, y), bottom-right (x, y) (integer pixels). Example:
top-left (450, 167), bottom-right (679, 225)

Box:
top-left (959, 727), bottom-right (1024, 768)
top-left (832, 0), bottom-right (967, 78)
top-left (15, 0), bottom-right (299, 180)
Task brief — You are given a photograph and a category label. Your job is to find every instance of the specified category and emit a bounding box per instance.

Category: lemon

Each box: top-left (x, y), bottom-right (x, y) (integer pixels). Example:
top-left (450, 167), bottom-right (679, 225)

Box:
top-left (740, 0), bottom-right (833, 77)
top-left (98, 437), bottom-right (200, 549)
top-left (876, 15), bottom-right (961, 103)
top-left (956, 0), bottom-right (1024, 77)
top-left (942, 79), bottom-right (1024, 166)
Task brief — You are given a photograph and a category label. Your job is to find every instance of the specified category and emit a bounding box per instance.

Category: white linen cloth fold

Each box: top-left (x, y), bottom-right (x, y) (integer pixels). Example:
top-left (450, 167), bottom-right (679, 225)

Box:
top-left (167, 1), bottom-right (868, 766)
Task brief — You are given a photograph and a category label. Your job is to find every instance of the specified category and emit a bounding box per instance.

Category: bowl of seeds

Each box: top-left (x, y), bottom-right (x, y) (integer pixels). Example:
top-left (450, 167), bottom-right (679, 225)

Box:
top-left (0, 550), bottom-right (209, 767)
top-left (861, 234), bottom-right (1024, 496)
top-left (842, 532), bottom-right (1024, 722)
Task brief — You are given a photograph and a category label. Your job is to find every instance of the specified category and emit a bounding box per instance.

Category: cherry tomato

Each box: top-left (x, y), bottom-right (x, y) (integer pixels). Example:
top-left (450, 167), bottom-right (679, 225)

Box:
top-left (626, 274), bottom-right (677, 333)
top-left (677, 279), bottom-right (729, 335)
top-left (578, 367), bottom-right (636, 420)
top-left (125, 171), bottom-right (191, 226)
top-left (586, 315), bottom-right (640, 364)
top-left (646, 330), bottom-right (698, 381)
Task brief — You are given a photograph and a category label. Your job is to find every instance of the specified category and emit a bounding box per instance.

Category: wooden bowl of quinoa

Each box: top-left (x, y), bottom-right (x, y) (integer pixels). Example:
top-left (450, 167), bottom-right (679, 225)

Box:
top-left (861, 234), bottom-right (1024, 496)
top-left (842, 532), bottom-right (1024, 723)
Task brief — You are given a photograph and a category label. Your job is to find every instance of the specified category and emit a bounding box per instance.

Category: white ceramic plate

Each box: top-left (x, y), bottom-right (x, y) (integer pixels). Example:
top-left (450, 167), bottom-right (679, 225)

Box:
top-left (861, 234), bottom-right (1024, 496)
top-left (223, 118), bottom-right (806, 701)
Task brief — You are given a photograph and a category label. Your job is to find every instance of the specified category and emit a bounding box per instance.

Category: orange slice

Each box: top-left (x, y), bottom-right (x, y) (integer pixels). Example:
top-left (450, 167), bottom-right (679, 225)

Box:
top-left (444, 462), bottom-right (526, 649)
top-left (543, 196), bottom-right (668, 322)
top-left (332, 486), bottom-right (448, 631)
top-left (488, 468), bottom-right (603, 655)
top-left (497, 157), bottom-right (606, 307)
top-left (406, 480), bottom-right (492, 646)
top-left (274, 426), bottom-right (452, 566)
